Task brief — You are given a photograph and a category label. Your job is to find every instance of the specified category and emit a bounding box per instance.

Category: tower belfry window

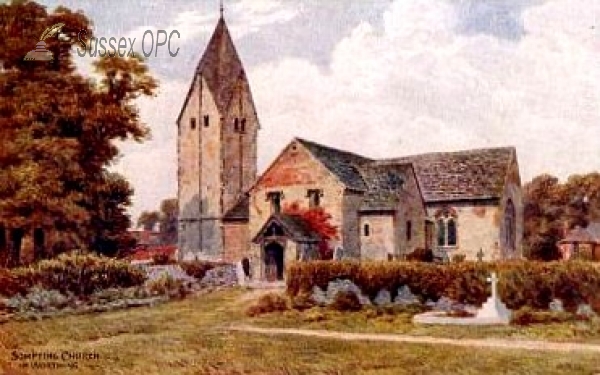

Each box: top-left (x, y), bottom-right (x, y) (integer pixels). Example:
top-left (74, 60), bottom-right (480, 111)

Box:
top-left (190, 117), bottom-right (197, 130)
top-left (234, 118), bottom-right (239, 132)
top-left (203, 115), bottom-right (209, 127)
top-left (240, 118), bottom-right (246, 133)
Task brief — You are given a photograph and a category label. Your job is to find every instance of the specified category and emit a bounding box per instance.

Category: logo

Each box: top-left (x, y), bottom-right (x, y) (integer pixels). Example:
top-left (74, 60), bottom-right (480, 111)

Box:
top-left (23, 23), bottom-right (65, 61)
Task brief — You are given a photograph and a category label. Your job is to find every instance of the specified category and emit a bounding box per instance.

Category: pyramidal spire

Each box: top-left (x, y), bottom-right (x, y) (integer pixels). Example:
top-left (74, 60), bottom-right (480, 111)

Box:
top-left (193, 9), bottom-right (245, 115)
top-left (219, 0), bottom-right (224, 18)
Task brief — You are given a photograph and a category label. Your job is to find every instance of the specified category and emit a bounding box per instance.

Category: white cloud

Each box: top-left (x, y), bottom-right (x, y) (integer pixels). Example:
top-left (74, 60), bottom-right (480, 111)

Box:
top-left (250, 0), bottom-right (600, 184)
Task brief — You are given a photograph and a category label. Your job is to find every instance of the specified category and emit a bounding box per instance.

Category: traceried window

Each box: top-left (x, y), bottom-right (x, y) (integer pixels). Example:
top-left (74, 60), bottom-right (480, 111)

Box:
top-left (307, 189), bottom-right (322, 208)
top-left (266, 192), bottom-right (282, 214)
top-left (437, 217), bottom-right (457, 247)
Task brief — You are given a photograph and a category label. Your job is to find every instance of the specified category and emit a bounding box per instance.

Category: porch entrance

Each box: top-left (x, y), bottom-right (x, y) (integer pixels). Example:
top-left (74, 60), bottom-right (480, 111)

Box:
top-left (264, 242), bottom-right (284, 281)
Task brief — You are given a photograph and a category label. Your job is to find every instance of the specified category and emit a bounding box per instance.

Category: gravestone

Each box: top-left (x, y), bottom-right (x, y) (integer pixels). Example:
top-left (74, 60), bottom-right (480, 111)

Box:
top-left (373, 289), bottom-right (392, 306)
top-left (393, 285), bottom-right (420, 305)
top-left (549, 299), bottom-right (564, 313)
top-left (576, 304), bottom-right (596, 318)
top-left (475, 272), bottom-right (511, 323)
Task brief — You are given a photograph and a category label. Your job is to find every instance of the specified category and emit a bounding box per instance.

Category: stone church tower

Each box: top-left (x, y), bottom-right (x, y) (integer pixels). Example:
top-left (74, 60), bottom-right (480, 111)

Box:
top-left (177, 14), bottom-right (259, 260)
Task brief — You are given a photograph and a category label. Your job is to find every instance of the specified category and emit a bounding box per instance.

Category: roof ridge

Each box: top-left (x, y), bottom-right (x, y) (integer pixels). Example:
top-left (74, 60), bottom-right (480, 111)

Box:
top-left (378, 146), bottom-right (516, 163)
top-left (294, 137), bottom-right (372, 161)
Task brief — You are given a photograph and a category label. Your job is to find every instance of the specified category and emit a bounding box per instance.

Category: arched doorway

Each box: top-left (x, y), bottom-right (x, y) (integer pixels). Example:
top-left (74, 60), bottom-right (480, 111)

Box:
top-left (504, 199), bottom-right (516, 255)
top-left (264, 242), bottom-right (284, 281)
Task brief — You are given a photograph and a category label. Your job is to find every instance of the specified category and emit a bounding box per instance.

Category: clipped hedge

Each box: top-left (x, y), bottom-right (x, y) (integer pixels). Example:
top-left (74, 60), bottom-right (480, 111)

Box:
top-left (286, 260), bottom-right (600, 311)
top-left (3, 251), bottom-right (146, 297)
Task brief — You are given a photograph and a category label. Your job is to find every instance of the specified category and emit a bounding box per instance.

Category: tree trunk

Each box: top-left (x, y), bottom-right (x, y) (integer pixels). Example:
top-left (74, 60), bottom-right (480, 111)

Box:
top-left (33, 228), bottom-right (45, 261)
top-left (0, 224), bottom-right (6, 266)
top-left (9, 228), bottom-right (24, 267)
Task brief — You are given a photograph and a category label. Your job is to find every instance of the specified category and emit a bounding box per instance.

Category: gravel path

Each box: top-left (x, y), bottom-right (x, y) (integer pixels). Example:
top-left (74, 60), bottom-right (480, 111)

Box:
top-left (227, 325), bottom-right (600, 353)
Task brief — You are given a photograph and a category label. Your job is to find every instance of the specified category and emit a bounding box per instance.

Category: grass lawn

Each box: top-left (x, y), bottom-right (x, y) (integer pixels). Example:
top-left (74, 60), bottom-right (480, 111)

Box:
top-left (248, 303), bottom-right (600, 344)
top-left (0, 288), bottom-right (599, 374)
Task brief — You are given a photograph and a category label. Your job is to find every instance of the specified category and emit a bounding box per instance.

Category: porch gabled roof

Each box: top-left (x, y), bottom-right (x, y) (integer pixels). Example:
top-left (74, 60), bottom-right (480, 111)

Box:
top-left (252, 214), bottom-right (321, 244)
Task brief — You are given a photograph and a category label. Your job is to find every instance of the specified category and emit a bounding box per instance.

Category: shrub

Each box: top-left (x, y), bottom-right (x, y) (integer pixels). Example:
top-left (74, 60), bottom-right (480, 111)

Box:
top-left (0, 268), bottom-right (28, 297)
top-left (511, 307), bottom-right (575, 326)
top-left (406, 248), bottom-right (434, 262)
top-left (147, 274), bottom-right (189, 299)
top-left (291, 292), bottom-right (316, 311)
top-left (180, 260), bottom-right (226, 280)
top-left (330, 291), bottom-right (362, 312)
top-left (9, 251), bottom-right (146, 297)
top-left (152, 252), bottom-right (173, 265)
top-left (452, 254), bottom-right (466, 263)
top-left (246, 293), bottom-right (289, 317)
top-left (287, 260), bottom-right (600, 311)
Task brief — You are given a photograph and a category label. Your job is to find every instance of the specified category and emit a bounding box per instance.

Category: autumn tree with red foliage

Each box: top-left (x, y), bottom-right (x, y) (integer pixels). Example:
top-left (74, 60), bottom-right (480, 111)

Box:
top-left (283, 202), bottom-right (338, 260)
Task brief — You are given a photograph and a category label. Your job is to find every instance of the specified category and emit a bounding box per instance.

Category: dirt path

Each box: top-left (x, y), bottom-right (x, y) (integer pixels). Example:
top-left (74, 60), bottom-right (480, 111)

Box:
top-left (227, 325), bottom-right (600, 353)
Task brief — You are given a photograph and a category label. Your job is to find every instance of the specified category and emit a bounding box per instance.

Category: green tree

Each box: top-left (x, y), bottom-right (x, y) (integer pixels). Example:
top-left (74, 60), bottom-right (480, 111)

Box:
top-left (158, 198), bottom-right (178, 245)
top-left (0, 1), bottom-right (157, 264)
top-left (523, 172), bottom-right (600, 261)
top-left (137, 211), bottom-right (161, 231)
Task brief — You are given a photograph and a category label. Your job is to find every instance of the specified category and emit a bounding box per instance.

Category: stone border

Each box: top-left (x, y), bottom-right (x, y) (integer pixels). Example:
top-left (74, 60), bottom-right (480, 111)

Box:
top-left (413, 311), bottom-right (510, 325)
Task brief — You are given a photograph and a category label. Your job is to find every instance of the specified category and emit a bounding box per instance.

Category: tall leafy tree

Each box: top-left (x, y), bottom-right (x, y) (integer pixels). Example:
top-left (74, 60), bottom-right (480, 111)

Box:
top-left (523, 172), bottom-right (600, 261)
top-left (0, 1), bottom-right (157, 264)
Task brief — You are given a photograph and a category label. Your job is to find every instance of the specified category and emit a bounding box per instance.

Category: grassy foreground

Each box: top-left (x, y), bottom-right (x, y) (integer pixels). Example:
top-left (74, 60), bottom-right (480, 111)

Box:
top-left (0, 289), bottom-right (599, 374)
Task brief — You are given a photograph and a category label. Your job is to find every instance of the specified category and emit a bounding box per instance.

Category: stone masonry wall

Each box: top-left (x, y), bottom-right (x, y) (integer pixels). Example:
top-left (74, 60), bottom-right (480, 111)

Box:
top-left (426, 202), bottom-right (501, 261)
top-left (499, 154), bottom-right (524, 258)
top-left (396, 168), bottom-right (427, 257)
top-left (222, 222), bottom-right (249, 263)
top-left (359, 214), bottom-right (395, 260)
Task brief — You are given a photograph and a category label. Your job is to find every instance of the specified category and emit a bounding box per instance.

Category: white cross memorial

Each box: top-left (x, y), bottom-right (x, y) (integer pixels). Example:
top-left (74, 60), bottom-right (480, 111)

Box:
top-left (475, 271), bottom-right (511, 323)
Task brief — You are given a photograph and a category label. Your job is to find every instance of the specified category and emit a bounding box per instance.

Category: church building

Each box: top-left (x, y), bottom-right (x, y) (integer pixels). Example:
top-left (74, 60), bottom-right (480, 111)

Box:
top-left (177, 15), bottom-right (524, 280)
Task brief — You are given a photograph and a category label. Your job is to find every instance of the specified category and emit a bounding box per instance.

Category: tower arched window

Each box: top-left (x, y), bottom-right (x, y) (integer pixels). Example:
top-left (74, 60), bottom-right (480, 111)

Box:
top-left (364, 224), bottom-right (370, 237)
top-left (234, 118), bottom-right (239, 132)
top-left (240, 118), bottom-right (246, 133)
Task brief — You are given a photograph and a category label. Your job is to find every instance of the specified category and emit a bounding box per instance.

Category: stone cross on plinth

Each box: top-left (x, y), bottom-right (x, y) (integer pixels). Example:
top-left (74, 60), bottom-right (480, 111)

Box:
top-left (477, 248), bottom-right (485, 262)
top-left (475, 271), bottom-right (511, 324)
top-left (487, 272), bottom-right (499, 299)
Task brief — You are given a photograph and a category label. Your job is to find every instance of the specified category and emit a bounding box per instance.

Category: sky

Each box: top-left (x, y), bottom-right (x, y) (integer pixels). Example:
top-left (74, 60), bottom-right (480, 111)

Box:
top-left (38, 0), bottom-right (600, 224)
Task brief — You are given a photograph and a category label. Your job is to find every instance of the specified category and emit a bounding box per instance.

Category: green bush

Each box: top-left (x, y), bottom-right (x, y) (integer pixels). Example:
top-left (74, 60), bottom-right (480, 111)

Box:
top-left (147, 274), bottom-right (189, 299)
top-left (286, 260), bottom-right (600, 311)
top-left (152, 252), bottom-right (173, 265)
top-left (452, 254), bottom-right (466, 263)
top-left (0, 268), bottom-right (28, 297)
top-left (330, 291), bottom-right (362, 312)
top-left (291, 292), bottom-right (316, 311)
top-left (511, 307), bottom-right (576, 326)
top-left (180, 260), bottom-right (227, 280)
top-left (246, 293), bottom-right (289, 317)
top-left (7, 251), bottom-right (146, 297)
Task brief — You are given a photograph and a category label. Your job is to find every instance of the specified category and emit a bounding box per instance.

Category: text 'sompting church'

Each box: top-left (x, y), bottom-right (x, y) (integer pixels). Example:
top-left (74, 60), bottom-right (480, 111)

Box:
top-left (176, 15), bottom-right (524, 281)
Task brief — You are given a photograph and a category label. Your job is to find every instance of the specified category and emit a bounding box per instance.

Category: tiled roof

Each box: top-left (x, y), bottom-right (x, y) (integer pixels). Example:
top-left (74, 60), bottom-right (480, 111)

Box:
top-left (252, 214), bottom-right (321, 243)
top-left (380, 147), bottom-right (515, 202)
top-left (223, 195), bottom-right (250, 221)
top-left (559, 222), bottom-right (600, 244)
top-left (177, 17), bottom-right (246, 123)
top-left (296, 138), bottom-right (372, 191)
top-left (358, 163), bottom-right (412, 212)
